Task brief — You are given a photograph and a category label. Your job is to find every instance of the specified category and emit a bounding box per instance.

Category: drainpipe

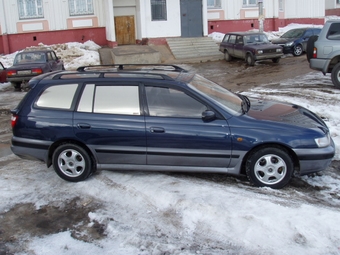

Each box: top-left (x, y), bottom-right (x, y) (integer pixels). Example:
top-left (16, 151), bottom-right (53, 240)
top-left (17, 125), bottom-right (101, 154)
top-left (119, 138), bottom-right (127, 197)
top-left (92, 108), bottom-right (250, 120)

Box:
top-left (258, 0), bottom-right (264, 33)
top-left (0, 0), bottom-right (10, 54)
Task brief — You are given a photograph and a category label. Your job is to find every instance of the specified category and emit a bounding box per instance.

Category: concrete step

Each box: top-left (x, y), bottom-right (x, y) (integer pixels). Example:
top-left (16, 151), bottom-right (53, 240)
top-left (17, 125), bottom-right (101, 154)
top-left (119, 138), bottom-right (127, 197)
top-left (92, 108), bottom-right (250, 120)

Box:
top-left (166, 37), bottom-right (224, 60)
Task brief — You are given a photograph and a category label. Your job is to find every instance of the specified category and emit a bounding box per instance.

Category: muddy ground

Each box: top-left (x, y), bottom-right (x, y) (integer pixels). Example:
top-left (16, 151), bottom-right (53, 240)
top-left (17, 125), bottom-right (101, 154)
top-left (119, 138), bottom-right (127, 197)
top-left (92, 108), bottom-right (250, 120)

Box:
top-left (0, 54), bottom-right (338, 254)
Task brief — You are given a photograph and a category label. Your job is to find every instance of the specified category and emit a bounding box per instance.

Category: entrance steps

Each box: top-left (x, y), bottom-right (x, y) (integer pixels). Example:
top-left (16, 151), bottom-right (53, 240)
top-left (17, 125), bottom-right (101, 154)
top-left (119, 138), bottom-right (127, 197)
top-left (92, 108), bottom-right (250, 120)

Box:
top-left (166, 37), bottom-right (224, 61)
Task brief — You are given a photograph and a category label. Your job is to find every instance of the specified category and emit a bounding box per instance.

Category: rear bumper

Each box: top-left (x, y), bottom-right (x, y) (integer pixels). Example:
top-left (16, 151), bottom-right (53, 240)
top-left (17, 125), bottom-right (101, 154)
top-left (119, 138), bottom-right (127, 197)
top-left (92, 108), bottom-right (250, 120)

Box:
top-left (7, 76), bottom-right (36, 83)
top-left (11, 136), bottom-right (51, 163)
top-left (309, 58), bottom-right (331, 74)
top-left (293, 140), bottom-right (335, 175)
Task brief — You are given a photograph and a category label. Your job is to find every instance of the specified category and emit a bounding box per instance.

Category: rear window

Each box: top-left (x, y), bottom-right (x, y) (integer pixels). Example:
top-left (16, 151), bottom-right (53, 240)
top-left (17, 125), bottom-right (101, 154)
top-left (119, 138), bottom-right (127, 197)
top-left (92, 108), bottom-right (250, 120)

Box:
top-left (36, 84), bottom-right (78, 109)
top-left (327, 23), bottom-right (340, 40)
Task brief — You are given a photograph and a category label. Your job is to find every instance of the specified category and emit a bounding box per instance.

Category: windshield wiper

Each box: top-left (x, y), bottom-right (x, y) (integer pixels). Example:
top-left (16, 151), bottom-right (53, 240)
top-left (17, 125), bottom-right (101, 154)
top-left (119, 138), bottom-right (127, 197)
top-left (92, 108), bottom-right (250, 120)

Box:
top-left (237, 94), bottom-right (251, 114)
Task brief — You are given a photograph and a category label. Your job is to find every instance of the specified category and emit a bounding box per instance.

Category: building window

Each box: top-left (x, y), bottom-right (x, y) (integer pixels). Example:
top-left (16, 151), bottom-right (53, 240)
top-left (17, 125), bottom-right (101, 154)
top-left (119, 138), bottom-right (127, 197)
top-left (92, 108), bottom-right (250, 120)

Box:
top-left (243, 0), bottom-right (258, 7)
top-left (208, 0), bottom-right (221, 9)
top-left (151, 0), bottom-right (167, 21)
top-left (279, 0), bottom-right (283, 10)
top-left (337, 0), bottom-right (340, 4)
top-left (18, 0), bottom-right (44, 19)
top-left (68, 0), bottom-right (94, 16)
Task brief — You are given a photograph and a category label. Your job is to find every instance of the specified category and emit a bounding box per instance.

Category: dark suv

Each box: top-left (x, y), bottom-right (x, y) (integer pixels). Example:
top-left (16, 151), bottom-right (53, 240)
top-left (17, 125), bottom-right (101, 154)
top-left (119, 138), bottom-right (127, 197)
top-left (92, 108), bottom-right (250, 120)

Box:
top-left (10, 64), bottom-right (335, 189)
top-left (271, 27), bottom-right (321, 56)
top-left (219, 32), bottom-right (283, 65)
top-left (6, 47), bottom-right (64, 90)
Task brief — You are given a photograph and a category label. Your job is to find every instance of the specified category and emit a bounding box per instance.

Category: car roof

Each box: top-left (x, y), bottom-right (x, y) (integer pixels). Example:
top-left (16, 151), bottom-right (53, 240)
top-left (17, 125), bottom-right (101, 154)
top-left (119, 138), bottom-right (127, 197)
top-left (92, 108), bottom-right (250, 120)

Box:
top-left (225, 31), bottom-right (265, 36)
top-left (30, 64), bottom-right (196, 84)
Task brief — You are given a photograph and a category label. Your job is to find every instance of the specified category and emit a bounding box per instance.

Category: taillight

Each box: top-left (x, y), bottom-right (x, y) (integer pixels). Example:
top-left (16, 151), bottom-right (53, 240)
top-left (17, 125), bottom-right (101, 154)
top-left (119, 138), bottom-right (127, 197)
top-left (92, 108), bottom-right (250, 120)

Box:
top-left (313, 47), bottom-right (317, 58)
top-left (7, 70), bottom-right (17, 76)
top-left (11, 114), bottom-right (17, 129)
top-left (32, 68), bottom-right (43, 75)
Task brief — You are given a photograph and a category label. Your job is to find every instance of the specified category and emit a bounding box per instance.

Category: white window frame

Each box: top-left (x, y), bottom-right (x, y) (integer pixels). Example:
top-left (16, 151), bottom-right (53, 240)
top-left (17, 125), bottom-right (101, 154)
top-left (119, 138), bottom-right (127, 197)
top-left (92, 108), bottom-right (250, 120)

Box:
top-left (279, 0), bottom-right (284, 11)
top-left (68, 0), bottom-right (94, 16)
top-left (207, 0), bottom-right (221, 9)
top-left (18, 0), bottom-right (43, 20)
top-left (243, 0), bottom-right (258, 7)
top-left (151, 0), bottom-right (167, 21)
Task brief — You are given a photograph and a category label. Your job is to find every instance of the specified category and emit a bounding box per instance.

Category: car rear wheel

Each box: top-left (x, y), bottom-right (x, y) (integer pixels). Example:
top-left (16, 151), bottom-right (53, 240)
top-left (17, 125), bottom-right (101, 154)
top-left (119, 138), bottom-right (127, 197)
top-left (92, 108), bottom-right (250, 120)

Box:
top-left (11, 82), bottom-right (21, 91)
top-left (331, 62), bottom-right (340, 89)
top-left (246, 53), bottom-right (255, 66)
top-left (224, 50), bottom-right (233, 62)
top-left (245, 147), bottom-right (294, 189)
top-left (293, 44), bottom-right (303, 56)
top-left (52, 143), bottom-right (93, 182)
top-left (272, 58), bottom-right (280, 63)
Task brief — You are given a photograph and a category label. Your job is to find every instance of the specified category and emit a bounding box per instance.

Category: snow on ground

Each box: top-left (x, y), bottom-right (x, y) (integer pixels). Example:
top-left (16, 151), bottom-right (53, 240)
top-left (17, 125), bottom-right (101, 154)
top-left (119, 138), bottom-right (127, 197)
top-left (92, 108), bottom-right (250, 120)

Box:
top-left (1, 24), bottom-right (340, 254)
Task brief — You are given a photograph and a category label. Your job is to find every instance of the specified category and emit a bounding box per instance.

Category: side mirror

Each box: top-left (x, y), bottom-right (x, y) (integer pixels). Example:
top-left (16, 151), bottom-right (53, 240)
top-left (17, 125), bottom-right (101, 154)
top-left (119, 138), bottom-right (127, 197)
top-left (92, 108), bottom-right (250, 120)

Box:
top-left (202, 110), bottom-right (216, 122)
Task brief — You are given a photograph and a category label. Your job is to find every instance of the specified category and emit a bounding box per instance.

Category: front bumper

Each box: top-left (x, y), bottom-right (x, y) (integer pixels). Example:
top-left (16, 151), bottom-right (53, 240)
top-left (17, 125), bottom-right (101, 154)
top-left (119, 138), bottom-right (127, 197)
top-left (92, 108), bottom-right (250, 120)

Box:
top-left (293, 139), bottom-right (335, 175)
top-left (254, 53), bottom-right (283, 61)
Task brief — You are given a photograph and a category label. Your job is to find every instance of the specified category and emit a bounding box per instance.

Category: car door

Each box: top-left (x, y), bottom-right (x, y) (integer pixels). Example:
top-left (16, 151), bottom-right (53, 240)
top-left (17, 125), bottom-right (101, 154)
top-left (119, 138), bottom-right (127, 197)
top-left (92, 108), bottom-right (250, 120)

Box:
top-left (73, 83), bottom-right (147, 165)
top-left (0, 62), bottom-right (6, 83)
top-left (47, 51), bottom-right (63, 71)
top-left (144, 84), bottom-right (232, 168)
top-left (301, 29), bottom-right (313, 51)
top-left (234, 35), bottom-right (245, 58)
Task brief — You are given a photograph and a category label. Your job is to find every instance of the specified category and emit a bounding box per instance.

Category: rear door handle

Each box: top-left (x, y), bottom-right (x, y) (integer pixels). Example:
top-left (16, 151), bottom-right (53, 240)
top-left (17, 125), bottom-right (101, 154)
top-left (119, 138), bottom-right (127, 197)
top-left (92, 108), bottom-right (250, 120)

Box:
top-left (77, 123), bottom-right (91, 129)
top-left (150, 127), bottom-right (165, 133)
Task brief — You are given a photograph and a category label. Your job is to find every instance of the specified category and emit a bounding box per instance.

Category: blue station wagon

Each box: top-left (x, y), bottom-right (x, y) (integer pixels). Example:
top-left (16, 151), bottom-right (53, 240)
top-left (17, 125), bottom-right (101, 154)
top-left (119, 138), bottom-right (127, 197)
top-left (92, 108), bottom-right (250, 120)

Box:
top-left (10, 64), bottom-right (335, 189)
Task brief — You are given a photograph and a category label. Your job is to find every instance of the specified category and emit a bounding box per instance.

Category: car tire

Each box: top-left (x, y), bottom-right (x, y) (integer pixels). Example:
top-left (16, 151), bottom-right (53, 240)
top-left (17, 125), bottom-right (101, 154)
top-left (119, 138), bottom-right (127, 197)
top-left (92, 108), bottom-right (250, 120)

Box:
top-left (246, 53), bottom-right (255, 66)
top-left (293, 44), bottom-right (303, 56)
top-left (52, 143), bottom-right (93, 182)
top-left (306, 35), bottom-right (318, 63)
top-left (11, 82), bottom-right (21, 91)
top-left (272, 58), bottom-right (280, 63)
top-left (245, 147), bottom-right (294, 189)
top-left (224, 50), bottom-right (233, 62)
top-left (331, 62), bottom-right (340, 89)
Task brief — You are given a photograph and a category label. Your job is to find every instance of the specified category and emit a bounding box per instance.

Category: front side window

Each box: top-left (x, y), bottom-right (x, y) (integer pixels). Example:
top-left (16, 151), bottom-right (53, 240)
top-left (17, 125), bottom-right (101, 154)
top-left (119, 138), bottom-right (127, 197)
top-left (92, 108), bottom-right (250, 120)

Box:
top-left (146, 86), bottom-right (207, 118)
top-left (18, 0), bottom-right (43, 19)
top-left (207, 0), bottom-right (221, 9)
top-left (36, 84), bottom-right (78, 109)
top-left (68, 0), bottom-right (94, 16)
top-left (78, 85), bottom-right (140, 115)
top-left (243, 0), bottom-right (257, 7)
top-left (151, 0), bottom-right (167, 21)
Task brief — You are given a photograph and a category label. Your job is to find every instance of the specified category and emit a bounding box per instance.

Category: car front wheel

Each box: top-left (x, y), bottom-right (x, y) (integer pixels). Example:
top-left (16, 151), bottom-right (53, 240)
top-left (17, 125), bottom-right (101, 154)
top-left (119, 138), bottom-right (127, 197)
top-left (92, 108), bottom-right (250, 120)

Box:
top-left (245, 147), bottom-right (294, 189)
top-left (224, 50), bottom-right (233, 62)
top-left (331, 62), bottom-right (340, 89)
top-left (246, 53), bottom-right (255, 66)
top-left (52, 143), bottom-right (93, 182)
top-left (293, 44), bottom-right (303, 56)
top-left (272, 58), bottom-right (280, 63)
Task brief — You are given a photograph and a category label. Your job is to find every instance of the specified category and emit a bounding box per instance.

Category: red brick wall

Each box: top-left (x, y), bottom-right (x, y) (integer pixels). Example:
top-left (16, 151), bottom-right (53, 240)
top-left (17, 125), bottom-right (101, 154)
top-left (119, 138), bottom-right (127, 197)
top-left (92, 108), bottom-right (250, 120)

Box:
top-left (0, 27), bottom-right (107, 54)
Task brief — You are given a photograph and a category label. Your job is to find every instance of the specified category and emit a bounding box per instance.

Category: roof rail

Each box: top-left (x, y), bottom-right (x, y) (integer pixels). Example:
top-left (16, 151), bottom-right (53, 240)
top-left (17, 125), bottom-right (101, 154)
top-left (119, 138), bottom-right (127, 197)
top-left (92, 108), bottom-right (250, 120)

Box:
top-left (76, 64), bottom-right (187, 73)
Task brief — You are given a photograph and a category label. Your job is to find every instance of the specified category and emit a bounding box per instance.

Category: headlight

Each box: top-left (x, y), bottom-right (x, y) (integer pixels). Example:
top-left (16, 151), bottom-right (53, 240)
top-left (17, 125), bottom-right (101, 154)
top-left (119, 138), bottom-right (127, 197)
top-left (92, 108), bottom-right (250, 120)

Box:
top-left (315, 134), bottom-right (331, 147)
top-left (276, 48), bottom-right (282, 52)
top-left (285, 41), bottom-right (294, 47)
top-left (257, 50), bottom-right (263, 54)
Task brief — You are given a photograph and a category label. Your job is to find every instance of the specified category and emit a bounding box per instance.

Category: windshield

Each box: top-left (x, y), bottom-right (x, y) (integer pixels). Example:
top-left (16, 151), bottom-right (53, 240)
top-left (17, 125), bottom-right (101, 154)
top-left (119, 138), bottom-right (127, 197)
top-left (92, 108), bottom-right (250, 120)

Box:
top-left (281, 29), bottom-right (305, 39)
top-left (244, 34), bottom-right (269, 44)
top-left (188, 74), bottom-right (243, 115)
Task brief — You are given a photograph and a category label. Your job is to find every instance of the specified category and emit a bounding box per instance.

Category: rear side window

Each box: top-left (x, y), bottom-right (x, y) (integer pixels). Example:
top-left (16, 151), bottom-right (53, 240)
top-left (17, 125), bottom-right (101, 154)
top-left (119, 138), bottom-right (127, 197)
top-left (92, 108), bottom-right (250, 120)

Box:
top-left (36, 84), bottom-right (78, 109)
top-left (229, 35), bottom-right (236, 44)
top-left (327, 23), bottom-right (340, 40)
top-left (78, 84), bottom-right (140, 115)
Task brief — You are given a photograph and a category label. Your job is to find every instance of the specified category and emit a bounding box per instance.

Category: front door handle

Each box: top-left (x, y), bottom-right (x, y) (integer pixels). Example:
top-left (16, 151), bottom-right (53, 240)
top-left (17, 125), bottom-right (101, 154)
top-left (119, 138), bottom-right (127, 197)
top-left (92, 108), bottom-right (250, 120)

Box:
top-left (77, 123), bottom-right (91, 129)
top-left (150, 127), bottom-right (165, 133)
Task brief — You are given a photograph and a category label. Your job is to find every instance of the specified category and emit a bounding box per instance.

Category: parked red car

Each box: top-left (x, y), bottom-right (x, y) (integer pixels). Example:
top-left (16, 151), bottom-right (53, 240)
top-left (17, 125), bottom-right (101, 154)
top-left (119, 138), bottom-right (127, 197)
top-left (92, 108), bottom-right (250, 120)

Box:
top-left (0, 62), bottom-right (6, 83)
